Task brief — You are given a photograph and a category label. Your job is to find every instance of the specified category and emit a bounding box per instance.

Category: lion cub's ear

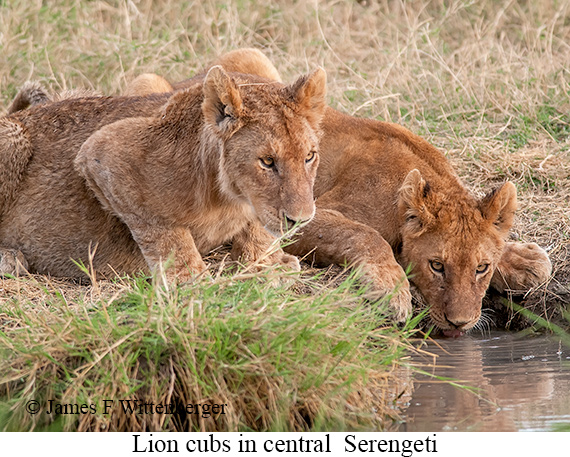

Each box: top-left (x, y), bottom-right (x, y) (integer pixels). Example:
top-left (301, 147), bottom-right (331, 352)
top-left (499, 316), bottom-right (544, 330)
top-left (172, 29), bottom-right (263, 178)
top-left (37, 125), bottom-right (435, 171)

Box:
top-left (479, 181), bottom-right (517, 236)
top-left (398, 169), bottom-right (435, 235)
top-left (288, 67), bottom-right (327, 129)
top-left (202, 65), bottom-right (244, 134)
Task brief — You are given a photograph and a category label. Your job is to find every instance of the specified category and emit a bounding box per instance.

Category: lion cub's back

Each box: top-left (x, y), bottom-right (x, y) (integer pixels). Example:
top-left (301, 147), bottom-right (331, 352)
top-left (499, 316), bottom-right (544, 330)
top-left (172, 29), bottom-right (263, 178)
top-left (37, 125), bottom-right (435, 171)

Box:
top-left (0, 95), bottom-right (169, 277)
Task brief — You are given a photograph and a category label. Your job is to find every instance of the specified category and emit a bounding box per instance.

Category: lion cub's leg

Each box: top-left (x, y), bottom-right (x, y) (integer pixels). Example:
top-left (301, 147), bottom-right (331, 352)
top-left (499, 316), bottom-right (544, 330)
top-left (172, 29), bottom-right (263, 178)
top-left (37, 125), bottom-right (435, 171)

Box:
top-left (231, 220), bottom-right (300, 271)
top-left (75, 123), bottom-right (207, 282)
top-left (75, 191), bottom-right (207, 282)
top-left (285, 208), bottom-right (412, 322)
top-left (125, 220), bottom-right (207, 281)
top-left (0, 248), bottom-right (29, 276)
top-left (490, 241), bottom-right (552, 293)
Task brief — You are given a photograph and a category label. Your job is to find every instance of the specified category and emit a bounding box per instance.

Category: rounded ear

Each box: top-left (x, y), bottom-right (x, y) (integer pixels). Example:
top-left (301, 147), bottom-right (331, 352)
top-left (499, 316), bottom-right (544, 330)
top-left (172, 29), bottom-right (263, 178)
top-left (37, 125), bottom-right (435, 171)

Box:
top-left (208, 48), bottom-right (283, 82)
top-left (124, 73), bottom-right (173, 97)
top-left (202, 65), bottom-right (244, 132)
top-left (288, 67), bottom-right (327, 129)
top-left (398, 169), bottom-right (435, 234)
top-left (479, 181), bottom-right (517, 236)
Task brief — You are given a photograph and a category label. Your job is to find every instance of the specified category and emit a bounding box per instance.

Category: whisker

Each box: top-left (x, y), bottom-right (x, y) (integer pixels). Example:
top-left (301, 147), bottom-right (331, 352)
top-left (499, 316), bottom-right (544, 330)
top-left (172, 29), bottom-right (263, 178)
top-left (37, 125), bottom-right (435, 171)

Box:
top-left (473, 309), bottom-right (495, 337)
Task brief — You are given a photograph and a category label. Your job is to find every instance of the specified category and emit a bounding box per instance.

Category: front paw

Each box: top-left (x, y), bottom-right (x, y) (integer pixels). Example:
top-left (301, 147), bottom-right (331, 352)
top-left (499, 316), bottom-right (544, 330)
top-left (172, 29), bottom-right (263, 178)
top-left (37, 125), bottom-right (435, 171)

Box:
top-left (363, 262), bottom-right (412, 323)
top-left (161, 257), bottom-right (209, 283)
top-left (491, 242), bottom-right (552, 293)
top-left (242, 248), bottom-right (301, 272)
top-left (0, 248), bottom-right (29, 277)
top-left (274, 252), bottom-right (301, 272)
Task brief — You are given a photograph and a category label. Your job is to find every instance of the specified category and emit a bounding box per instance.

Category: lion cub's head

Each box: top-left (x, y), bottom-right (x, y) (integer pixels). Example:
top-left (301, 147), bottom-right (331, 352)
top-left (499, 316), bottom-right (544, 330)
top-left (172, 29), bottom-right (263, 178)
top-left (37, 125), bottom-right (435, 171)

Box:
top-left (199, 66), bottom-right (326, 235)
top-left (398, 169), bottom-right (517, 335)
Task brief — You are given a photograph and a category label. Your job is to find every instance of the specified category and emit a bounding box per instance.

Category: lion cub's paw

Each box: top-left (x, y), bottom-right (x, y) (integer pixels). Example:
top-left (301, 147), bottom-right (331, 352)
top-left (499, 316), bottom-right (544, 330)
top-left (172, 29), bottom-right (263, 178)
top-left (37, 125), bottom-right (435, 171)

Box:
top-left (249, 250), bottom-right (301, 273)
top-left (0, 248), bottom-right (29, 277)
top-left (160, 258), bottom-right (209, 284)
top-left (239, 252), bottom-right (300, 288)
top-left (364, 263), bottom-right (412, 323)
top-left (266, 253), bottom-right (300, 288)
top-left (276, 253), bottom-right (301, 272)
top-left (387, 285), bottom-right (413, 323)
top-left (491, 241), bottom-right (552, 293)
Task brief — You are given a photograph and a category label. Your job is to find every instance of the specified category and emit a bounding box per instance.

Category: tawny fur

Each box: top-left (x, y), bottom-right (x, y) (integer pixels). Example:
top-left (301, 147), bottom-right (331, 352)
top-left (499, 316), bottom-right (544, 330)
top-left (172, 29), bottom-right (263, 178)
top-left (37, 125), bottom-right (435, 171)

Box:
top-left (120, 49), bottom-right (552, 329)
top-left (125, 49), bottom-right (281, 100)
top-left (0, 66), bottom-right (328, 282)
top-left (198, 48), bottom-right (283, 83)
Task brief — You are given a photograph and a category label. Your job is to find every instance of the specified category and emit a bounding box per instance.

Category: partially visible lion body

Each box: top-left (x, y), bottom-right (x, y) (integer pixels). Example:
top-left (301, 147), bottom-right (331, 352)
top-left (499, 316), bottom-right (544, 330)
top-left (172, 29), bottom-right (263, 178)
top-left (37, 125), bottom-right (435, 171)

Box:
top-left (0, 66), bottom-right (327, 280)
top-left (0, 95), bottom-right (167, 277)
top-left (308, 110), bottom-right (517, 330)
top-left (125, 49), bottom-right (552, 332)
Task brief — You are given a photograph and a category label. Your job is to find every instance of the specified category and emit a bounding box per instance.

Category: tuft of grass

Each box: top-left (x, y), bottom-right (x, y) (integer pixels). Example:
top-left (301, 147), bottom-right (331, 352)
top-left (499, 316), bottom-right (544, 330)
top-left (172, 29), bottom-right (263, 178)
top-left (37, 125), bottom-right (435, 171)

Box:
top-left (0, 268), bottom-right (414, 432)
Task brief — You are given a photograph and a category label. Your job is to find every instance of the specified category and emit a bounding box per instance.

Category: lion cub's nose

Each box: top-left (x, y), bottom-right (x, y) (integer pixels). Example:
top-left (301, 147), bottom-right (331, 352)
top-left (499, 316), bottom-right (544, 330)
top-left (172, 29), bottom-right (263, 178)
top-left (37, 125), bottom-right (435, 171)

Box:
top-left (444, 313), bottom-right (472, 330)
top-left (289, 213), bottom-right (313, 223)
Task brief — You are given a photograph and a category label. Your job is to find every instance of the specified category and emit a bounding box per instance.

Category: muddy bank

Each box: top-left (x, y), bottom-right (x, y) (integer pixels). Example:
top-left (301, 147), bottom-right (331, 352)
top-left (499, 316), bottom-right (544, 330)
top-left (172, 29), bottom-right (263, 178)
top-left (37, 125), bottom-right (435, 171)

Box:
top-left (483, 278), bottom-right (570, 332)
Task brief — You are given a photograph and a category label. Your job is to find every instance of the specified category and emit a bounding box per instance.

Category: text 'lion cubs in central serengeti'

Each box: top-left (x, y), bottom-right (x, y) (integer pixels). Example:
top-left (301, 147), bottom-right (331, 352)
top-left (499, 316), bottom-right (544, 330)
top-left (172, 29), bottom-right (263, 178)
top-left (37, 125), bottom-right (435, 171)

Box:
top-left (123, 49), bottom-right (552, 335)
top-left (0, 66), bottom-right (327, 281)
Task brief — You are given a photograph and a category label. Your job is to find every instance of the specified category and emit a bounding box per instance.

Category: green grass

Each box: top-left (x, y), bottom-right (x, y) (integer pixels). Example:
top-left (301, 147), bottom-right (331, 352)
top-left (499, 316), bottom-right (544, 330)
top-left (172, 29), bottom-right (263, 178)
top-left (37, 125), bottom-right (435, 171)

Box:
top-left (0, 268), bottom-right (414, 431)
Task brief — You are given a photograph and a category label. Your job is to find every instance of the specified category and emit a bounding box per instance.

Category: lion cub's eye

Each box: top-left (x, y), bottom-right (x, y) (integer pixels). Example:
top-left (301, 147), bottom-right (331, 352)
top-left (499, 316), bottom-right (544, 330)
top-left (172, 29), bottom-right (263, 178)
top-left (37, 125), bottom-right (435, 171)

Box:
top-left (260, 157), bottom-right (275, 168)
top-left (429, 260), bottom-right (444, 274)
top-left (476, 263), bottom-right (489, 275)
top-left (306, 150), bottom-right (317, 163)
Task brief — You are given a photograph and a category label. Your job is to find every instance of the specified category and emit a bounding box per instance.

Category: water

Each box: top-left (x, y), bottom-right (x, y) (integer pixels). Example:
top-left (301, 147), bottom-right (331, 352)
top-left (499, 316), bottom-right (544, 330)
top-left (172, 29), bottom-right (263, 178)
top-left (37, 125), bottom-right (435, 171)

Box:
top-left (398, 331), bottom-right (570, 432)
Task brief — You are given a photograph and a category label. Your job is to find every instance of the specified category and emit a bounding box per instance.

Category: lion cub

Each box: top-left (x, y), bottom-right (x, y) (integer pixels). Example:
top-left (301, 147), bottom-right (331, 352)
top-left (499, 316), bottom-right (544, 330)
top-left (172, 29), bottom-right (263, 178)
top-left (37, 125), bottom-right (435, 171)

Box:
top-left (0, 66), bottom-right (327, 280)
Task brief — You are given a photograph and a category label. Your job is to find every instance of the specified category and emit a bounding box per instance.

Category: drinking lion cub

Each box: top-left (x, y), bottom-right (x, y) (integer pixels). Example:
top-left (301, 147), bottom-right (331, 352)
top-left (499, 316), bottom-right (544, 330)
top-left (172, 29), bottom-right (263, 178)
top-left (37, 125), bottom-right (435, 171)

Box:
top-left (124, 49), bottom-right (552, 334)
top-left (0, 66), bottom-right (327, 281)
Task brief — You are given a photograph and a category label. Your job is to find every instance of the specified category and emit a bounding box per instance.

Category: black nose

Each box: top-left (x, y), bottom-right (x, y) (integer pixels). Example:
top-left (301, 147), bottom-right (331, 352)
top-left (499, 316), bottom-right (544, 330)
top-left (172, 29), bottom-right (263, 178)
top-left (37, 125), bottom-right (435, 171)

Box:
top-left (444, 313), bottom-right (471, 329)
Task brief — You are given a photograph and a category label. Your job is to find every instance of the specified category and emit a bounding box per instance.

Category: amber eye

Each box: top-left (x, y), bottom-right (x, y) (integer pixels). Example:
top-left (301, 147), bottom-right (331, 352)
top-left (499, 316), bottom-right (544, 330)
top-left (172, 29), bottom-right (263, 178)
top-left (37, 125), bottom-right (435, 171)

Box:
top-left (429, 260), bottom-right (444, 274)
top-left (306, 150), bottom-right (317, 163)
top-left (260, 157), bottom-right (275, 168)
top-left (476, 263), bottom-right (489, 275)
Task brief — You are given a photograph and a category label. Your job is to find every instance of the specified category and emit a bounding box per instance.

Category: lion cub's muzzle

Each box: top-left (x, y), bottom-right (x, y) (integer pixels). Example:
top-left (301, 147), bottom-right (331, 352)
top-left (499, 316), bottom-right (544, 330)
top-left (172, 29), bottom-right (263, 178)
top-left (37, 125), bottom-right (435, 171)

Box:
top-left (435, 301), bottom-right (482, 337)
top-left (262, 202), bottom-right (315, 237)
top-left (281, 206), bottom-right (315, 233)
top-left (441, 314), bottom-right (480, 338)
